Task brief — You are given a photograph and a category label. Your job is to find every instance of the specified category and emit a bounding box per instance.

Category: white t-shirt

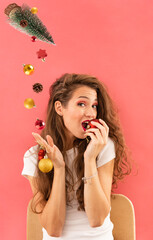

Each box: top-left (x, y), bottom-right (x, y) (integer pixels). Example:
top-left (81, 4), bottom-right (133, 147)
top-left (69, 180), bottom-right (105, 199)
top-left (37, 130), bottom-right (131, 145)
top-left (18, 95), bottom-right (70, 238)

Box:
top-left (21, 137), bottom-right (116, 240)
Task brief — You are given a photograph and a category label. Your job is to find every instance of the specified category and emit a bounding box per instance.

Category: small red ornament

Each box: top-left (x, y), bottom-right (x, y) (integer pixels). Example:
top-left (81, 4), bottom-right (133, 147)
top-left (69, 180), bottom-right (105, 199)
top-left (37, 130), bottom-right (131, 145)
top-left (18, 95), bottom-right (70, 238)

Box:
top-left (38, 155), bottom-right (43, 160)
top-left (38, 149), bottom-right (46, 160)
top-left (31, 36), bottom-right (37, 42)
top-left (37, 49), bottom-right (47, 61)
top-left (82, 119), bottom-right (101, 131)
top-left (38, 149), bottom-right (46, 156)
top-left (35, 118), bottom-right (45, 130)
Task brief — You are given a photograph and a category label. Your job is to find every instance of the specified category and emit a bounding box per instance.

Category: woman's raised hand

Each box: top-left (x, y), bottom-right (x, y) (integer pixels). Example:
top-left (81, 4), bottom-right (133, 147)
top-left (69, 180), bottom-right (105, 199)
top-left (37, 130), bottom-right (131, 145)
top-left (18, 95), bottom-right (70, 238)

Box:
top-left (83, 119), bottom-right (109, 161)
top-left (32, 132), bottom-right (65, 169)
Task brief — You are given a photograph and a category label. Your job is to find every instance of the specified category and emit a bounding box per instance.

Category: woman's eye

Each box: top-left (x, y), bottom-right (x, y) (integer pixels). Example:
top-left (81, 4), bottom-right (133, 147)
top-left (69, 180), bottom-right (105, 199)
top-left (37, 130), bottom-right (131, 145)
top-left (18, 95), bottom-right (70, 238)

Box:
top-left (78, 103), bottom-right (85, 107)
top-left (92, 105), bottom-right (98, 109)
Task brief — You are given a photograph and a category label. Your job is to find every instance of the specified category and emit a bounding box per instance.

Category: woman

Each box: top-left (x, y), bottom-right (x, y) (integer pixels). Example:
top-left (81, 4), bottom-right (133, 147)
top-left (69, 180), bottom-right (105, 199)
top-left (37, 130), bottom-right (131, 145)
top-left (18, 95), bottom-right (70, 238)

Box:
top-left (22, 73), bottom-right (132, 239)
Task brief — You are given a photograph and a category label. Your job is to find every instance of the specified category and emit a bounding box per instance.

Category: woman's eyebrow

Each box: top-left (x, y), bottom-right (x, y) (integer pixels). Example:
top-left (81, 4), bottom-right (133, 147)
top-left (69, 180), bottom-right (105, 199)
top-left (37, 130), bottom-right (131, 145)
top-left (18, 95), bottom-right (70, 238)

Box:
top-left (77, 96), bottom-right (98, 101)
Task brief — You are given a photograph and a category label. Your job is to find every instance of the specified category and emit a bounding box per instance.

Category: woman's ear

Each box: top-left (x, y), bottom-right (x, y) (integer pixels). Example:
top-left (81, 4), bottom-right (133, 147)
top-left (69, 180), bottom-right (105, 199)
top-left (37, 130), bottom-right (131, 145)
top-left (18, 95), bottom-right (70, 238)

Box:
top-left (54, 101), bottom-right (63, 116)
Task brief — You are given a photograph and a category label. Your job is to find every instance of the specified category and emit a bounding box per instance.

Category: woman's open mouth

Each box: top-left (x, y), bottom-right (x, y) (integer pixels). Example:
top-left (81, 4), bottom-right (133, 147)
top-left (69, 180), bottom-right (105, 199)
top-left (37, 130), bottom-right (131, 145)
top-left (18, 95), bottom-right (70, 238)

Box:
top-left (81, 120), bottom-right (91, 131)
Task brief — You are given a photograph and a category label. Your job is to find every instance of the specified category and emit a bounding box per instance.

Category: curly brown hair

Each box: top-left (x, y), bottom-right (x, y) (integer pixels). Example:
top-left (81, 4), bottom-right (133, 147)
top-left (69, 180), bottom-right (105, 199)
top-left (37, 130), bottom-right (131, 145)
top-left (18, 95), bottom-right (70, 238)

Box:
top-left (32, 73), bottom-right (132, 213)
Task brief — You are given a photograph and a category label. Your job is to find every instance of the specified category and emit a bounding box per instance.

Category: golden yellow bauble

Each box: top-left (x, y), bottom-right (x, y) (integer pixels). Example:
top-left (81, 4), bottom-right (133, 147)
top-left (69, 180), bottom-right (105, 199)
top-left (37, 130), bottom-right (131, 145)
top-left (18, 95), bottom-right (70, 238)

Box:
top-left (23, 64), bottom-right (34, 75)
top-left (31, 7), bottom-right (38, 14)
top-left (24, 98), bottom-right (35, 109)
top-left (38, 158), bottom-right (53, 173)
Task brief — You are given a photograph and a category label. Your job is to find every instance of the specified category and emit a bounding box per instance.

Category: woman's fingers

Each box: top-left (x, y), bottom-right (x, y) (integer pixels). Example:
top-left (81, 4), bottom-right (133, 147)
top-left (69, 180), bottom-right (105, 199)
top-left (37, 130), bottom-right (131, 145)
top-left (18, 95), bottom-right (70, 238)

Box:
top-left (90, 120), bottom-right (109, 138)
top-left (85, 119), bottom-right (109, 144)
top-left (32, 132), bottom-right (41, 140)
top-left (32, 133), bottom-right (42, 144)
top-left (32, 133), bottom-right (53, 152)
top-left (46, 135), bottom-right (54, 147)
top-left (90, 119), bottom-right (109, 133)
top-left (85, 128), bottom-right (102, 139)
top-left (84, 131), bottom-right (97, 141)
top-left (98, 119), bottom-right (109, 134)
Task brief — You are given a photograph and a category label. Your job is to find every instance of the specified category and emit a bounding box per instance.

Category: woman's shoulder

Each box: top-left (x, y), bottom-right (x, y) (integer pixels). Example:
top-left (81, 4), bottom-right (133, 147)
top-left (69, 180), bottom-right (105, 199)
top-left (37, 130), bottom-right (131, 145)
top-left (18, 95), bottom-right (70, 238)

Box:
top-left (24, 144), bottom-right (39, 159)
top-left (107, 137), bottom-right (115, 148)
top-left (96, 137), bottom-right (116, 167)
top-left (99, 137), bottom-right (115, 153)
top-left (22, 145), bottom-right (39, 178)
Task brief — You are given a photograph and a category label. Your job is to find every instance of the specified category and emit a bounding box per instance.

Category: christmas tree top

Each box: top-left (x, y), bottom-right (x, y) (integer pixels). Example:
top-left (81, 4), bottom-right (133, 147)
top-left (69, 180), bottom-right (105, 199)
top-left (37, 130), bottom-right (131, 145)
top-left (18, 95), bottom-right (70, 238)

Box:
top-left (4, 3), bottom-right (55, 45)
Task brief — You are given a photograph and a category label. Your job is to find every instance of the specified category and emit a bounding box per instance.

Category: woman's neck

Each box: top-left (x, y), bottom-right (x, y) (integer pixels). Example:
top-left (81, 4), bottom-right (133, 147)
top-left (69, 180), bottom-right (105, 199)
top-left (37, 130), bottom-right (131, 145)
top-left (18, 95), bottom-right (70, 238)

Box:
top-left (65, 137), bottom-right (75, 151)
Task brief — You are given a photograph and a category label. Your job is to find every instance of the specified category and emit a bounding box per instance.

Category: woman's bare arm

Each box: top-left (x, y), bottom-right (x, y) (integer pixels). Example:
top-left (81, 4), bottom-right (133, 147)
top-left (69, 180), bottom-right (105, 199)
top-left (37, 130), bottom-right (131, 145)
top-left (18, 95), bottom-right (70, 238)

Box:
top-left (29, 133), bottom-right (66, 236)
top-left (28, 166), bottom-right (66, 237)
top-left (84, 158), bottom-right (114, 227)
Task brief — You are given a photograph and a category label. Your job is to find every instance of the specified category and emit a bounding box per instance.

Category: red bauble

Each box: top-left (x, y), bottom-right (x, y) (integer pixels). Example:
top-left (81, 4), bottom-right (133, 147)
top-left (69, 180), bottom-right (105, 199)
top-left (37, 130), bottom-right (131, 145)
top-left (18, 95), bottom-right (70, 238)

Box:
top-left (31, 36), bottom-right (36, 42)
top-left (82, 119), bottom-right (101, 131)
top-left (35, 119), bottom-right (45, 130)
top-left (38, 155), bottom-right (43, 160)
top-left (38, 149), bottom-right (46, 156)
top-left (38, 149), bottom-right (46, 160)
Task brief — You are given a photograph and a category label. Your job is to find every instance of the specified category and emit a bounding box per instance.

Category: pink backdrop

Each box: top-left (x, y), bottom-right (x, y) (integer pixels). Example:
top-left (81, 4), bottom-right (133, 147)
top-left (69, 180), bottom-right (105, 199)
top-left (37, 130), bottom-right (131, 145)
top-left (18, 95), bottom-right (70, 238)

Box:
top-left (1, 0), bottom-right (153, 239)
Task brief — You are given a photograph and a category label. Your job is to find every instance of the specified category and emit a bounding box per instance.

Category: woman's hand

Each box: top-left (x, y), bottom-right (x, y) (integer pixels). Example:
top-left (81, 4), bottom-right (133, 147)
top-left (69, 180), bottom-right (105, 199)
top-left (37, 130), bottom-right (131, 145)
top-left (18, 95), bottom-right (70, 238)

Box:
top-left (84, 119), bottom-right (109, 161)
top-left (32, 132), bottom-right (65, 169)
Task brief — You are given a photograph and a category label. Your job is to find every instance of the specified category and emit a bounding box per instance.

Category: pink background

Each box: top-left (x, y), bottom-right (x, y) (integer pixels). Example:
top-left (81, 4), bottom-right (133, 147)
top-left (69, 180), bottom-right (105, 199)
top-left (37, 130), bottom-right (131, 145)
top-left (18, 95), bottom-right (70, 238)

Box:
top-left (1, 0), bottom-right (153, 239)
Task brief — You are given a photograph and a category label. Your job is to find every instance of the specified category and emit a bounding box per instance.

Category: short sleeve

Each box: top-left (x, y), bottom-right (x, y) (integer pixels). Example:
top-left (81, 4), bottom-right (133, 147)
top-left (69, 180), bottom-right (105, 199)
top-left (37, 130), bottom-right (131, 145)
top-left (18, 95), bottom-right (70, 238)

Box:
top-left (96, 137), bottom-right (116, 168)
top-left (21, 145), bottom-right (39, 179)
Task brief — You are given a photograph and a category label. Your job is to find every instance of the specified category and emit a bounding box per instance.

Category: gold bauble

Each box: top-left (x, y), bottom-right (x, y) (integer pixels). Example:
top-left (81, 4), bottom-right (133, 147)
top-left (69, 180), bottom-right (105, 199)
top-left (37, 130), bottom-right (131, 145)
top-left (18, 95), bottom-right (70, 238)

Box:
top-left (38, 158), bottom-right (53, 173)
top-left (23, 64), bottom-right (34, 75)
top-left (31, 7), bottom-right (38, 14)
top-left (24, 98), bottom-right (35, 109)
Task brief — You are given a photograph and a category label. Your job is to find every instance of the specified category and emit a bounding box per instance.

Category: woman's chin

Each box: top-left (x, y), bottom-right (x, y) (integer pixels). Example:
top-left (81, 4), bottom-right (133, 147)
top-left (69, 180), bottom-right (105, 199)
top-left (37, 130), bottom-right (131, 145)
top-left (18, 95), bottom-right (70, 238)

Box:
top-left (80, 136), bottom-right (86, 139)
top-left (78, 133), bottom-right (87, 139)
top-left (71, 130), bottom-right (86, 140)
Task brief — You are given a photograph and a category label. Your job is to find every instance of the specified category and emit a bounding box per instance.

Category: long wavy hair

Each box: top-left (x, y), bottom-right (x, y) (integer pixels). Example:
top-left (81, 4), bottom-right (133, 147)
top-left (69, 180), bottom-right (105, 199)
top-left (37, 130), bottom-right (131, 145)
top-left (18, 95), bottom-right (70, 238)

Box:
top-left (32, 73), bottom-right (133, 213)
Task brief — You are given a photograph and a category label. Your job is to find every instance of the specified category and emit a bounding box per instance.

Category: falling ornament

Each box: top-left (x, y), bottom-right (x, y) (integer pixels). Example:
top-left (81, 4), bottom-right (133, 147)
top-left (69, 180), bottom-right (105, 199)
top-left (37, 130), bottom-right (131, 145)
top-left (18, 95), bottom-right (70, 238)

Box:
top-left (4, 3), bottom-right (55, 45)
top-left (31, 7), bottom-right (38, 14)
top-left (37, 49), bottom-right (47, 62)
top-left (31, 36), bottom-right (36, 42)
top-left (33, 83), bottom-right (43, 93)
top-left (24, 98), bottom-right (35, 109)
top-left (38, 157), bottom-right (53, 173)
top-left (23, 64), bottom-right (34, 75)
top-left (35, 119), bottom-right (45, 130)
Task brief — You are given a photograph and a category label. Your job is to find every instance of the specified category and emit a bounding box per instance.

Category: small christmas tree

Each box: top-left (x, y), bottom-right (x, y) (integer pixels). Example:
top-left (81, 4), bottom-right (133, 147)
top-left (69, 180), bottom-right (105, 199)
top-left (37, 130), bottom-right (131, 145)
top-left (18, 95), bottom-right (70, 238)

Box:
top-left (4, 3), bottom-right (55, 45)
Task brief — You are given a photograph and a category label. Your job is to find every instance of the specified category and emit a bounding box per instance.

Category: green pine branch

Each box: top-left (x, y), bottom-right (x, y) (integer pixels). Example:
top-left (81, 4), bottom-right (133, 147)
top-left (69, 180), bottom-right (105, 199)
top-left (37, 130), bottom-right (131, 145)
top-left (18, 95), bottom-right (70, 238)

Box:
top-left (7, 4), bottom-right (55, 45)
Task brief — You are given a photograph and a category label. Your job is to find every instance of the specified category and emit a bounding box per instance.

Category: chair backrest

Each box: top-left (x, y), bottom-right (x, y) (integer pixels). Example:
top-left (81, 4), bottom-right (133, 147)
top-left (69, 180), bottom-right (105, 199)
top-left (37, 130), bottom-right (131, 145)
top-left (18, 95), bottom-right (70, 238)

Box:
top-left (27, 194), bottom-right (135, 240)
top-left (110, 194), bottom-right (136, 240)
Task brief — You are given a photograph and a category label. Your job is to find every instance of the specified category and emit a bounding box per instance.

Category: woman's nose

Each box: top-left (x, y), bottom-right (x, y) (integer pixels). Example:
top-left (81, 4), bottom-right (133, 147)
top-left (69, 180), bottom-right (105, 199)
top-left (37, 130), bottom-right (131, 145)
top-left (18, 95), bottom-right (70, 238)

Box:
top-left (84, 107), bottom-right (96, 119)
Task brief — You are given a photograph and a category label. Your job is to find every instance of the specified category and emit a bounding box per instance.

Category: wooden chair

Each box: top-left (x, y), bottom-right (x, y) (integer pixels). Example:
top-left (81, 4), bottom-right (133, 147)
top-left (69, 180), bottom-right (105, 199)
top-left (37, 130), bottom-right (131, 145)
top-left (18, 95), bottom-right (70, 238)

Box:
top-left (110, 194), bottom-right (136, 240)
top-left (27, 194), bottom-right (135, 240)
